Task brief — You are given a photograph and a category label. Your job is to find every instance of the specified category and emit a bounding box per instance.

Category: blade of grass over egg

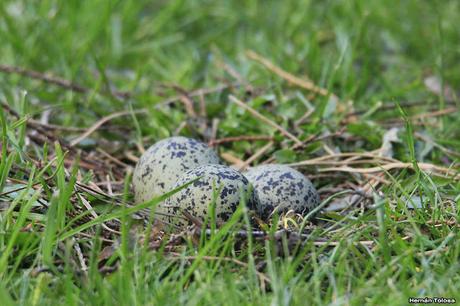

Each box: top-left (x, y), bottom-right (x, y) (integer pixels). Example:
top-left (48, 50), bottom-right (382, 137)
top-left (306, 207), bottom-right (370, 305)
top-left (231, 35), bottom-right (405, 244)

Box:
top-left (203, 181), bottom-right (222, 239)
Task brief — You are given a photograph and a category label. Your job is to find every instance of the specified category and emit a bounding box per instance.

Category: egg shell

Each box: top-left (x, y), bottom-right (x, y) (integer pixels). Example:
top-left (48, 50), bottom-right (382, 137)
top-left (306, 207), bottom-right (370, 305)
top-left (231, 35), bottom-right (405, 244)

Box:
top-left (132, 136), bottom-right (221, 205)
top-left (244, 164), bottom-right (319, 218)
top-left (163, 164), bottom-right (258, 227)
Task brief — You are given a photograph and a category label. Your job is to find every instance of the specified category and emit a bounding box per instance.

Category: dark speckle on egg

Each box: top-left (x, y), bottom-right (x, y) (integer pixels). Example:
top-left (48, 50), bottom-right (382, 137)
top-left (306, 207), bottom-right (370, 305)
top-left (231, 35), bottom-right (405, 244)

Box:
top-left (244, 164), bottom-right (319, 219)
top-left (164, 164), bottom-right (258, 227)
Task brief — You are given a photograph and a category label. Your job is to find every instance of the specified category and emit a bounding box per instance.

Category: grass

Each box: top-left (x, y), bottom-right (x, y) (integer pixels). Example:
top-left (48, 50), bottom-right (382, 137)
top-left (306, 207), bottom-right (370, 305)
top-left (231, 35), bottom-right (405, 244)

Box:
top-left (1, 0), bottom-right (460, 305)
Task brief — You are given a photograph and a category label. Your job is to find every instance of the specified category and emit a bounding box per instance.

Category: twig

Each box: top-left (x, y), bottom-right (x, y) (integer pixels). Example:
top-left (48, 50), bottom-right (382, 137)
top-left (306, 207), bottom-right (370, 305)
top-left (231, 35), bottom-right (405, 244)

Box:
top-left (345, 100), bottom-right (457, 118)
top-left (220, 152), bottom-right (245, 168)
top-left (173, 121), bottom-right (188, 136)
top-left (96, 148), bottom-right (130, 168)
top-left (28, 119), bottom-right (92, 132)
top-left (0, 64), bottom-right (87, 92)
top-left (238, 141), bottom-right (274, 171)
top-left (72, 238), bottom-right (88, 273)
top-left (377, 107), bottom-right (458, 126)
top-left (69, 110), bottom-right (147, 147)
top-left (0, 64), bottom-right (237, 109)
top-left (155, 84), bottom-right (238, 109)
top-left (294, 109), bottom-right (314, 127)
top-left (287, 152), bottom-right (399, 167)
top-left (288, 151), bottom-right (458, 178)
top-left (311, 240), bottom-right (374, 247)
top-left (229, 95), bottom-right (302, 145)
top-left (172, 85), bottom-right (197, 118)
top-left (410, 107), bottom-right (457, 120)
top-left (319, 162), bottom-right (458, 178)
top-left (246, 50), bottom-right (331, 97)
top-left (262, 129), bottom-right (345, 164)
top-left (124, 151), bottom-right (140, 163)
top-left (210, 118), bottom-right (219, 144)
top-left (199, 91), bottom-right (207, 118)
top-left (0, 64), bottom-right (130, 99)
top-left (75, 191), bottom-right (121, 234)
top-left (216, 59), bottom-right (254, 94)
top-left (105, 175), bottom-right (113, 196)
top-left (209, 135), bottom-right (274, 146)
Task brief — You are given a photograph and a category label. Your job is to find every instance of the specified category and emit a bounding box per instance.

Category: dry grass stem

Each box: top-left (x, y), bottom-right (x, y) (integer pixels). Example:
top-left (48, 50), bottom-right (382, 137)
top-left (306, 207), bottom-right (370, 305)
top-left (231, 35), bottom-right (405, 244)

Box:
top-left (239, 141), bottom-right (275, 171)
top-left (229, 95), bottom-right (302, 145)
top-left (246, 50), bottom-right (330, 97)
top-left (209, 135), bottom-right (274, 146)
top-left (220, 152), bottom-right (245, 168)
top-left (70, 110), bottom-right (148, 147)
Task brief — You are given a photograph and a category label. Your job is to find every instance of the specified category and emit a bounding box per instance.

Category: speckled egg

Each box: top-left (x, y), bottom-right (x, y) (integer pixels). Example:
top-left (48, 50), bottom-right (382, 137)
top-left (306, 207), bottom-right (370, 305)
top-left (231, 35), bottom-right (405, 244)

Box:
top-left (163, 164), bottom-right (258, 227)
top-left (244, 164), bottom-right (320, 219)
top-left (132, 136), bottom-right (221, 205)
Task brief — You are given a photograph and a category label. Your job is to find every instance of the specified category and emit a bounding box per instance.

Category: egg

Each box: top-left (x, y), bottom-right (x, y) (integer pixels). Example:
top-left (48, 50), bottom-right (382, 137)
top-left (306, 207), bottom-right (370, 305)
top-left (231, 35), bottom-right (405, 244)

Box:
top-left (132, 136), bottom-right (221, 205)
top-left (163, 164), bottom-right (258, 227)
top-left (244, 164), bottom-right (320, 219)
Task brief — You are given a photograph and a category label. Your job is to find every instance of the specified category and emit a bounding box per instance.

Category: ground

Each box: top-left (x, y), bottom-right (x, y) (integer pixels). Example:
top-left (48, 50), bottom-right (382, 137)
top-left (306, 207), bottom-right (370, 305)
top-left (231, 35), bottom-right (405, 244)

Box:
top-left (1, 1), bottom-right (460, 305)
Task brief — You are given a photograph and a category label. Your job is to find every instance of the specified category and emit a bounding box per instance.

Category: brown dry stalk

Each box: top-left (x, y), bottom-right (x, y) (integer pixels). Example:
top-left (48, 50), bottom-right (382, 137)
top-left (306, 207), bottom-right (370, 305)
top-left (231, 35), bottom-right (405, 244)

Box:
top-left (179, 96), bottom-right (197, 118)
top-left (312, 240), bottom-right (374, 247)
top-left (124, 151), bottom-right (140, 163)
top-left (28, 119), bottom-right (90, 132)
top-left (155, 83), bottom-right (238, 109)
top-left (229, 95), bottom-right (302, 145)
top-left (209, 135), bottom-right (274, 146)
top-left (238, 141), bottom-right (275, 171)
top-left (69, 109), bottom-right (147, 147)
top-left (0, 64), bottom-right (238, 111)
top-left (0, 64), bottom-right (130, 99)
top-left (171, 85), bottom-right (198, 118)
top-left (288, 151), bottom-right (459, 179)
top-left (96, 148), bottom-right (130, 168)
top-left (261, 129), bottom-right (345, 164)
top-left (287, 152), bottom-right (399, 167)
top-left (319, 162), bottom-right (458, 178)
top-left (290, 159), bottom-right (393, 167)
top-left (410, 106), bottom-right (457, 120)
top-left (246, 50), bottom-right (330, 97)
top-left (0, 64), bottom-right (87, 92)
top-left (220, 152), bottom-right (245, 168)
